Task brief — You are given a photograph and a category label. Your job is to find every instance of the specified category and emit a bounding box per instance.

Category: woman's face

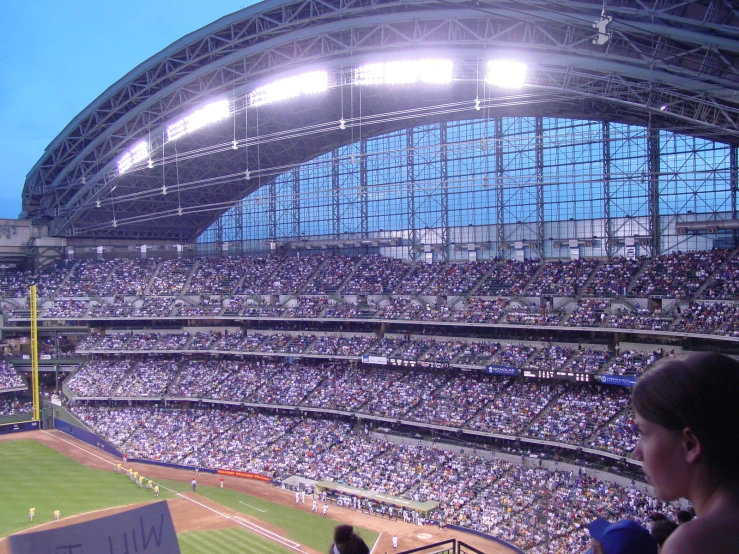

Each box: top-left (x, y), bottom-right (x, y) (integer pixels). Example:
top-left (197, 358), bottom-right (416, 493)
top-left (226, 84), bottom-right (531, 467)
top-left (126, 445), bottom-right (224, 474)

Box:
top-left (633, 411), bottom-right (689, 501)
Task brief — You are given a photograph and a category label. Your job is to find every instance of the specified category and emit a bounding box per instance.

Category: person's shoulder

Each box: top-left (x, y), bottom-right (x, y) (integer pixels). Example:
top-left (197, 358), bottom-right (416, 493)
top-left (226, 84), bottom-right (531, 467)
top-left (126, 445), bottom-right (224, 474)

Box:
top-left (662, 516), bottom-right (739, 554)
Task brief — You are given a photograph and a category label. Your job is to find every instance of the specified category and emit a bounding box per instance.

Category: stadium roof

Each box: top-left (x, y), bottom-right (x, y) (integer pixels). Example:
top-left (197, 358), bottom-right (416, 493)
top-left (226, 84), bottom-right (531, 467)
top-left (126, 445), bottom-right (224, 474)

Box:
top-left (21, 0), bottom-right (739, 242)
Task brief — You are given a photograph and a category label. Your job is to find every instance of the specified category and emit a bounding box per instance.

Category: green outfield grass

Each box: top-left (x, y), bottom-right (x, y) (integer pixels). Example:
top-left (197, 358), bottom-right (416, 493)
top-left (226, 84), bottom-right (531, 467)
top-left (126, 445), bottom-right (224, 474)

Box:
top-left (178, 528), bottom-right (298, 554)
top-left (159, 481), bottom-right (379, 552)
top-left (0, 440), bottom-right (379, 554)
top-left (0, 440), bottom-right (174, 537)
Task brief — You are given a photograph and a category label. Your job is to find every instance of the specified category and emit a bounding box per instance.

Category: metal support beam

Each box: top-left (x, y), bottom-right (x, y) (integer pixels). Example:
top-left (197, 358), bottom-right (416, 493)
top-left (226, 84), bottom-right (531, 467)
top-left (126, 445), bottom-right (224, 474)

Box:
top-left (495, 117), bottom-right (506, 256)
top-left (535, 117), bottom-right (545, 256)
top-left (269, 179), bottom-right (277, 241)
top-left (233, 202), bottom-right (243, 254)
top-left (290, 167), bottom-right (300, 239)
top-left (440, 122), bottom-right (449, 261)
top-left (732, 145), bottom-right (738, 249)
top-left (648, 124), bottom-right (661, 256)
top-left (332, 148), bottom-right (340, 240)
top-left (603, 121), bottom-right (614, 257)
top-left (359, 138), bottom-right (368, 239)
top-left (407, 128), bottom-right (419, 261)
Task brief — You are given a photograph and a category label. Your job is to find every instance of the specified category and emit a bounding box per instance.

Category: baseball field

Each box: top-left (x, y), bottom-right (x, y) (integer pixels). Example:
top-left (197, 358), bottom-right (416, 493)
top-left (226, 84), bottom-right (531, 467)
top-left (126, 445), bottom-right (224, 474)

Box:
top-left (0, 430), bottom-right (512, 554)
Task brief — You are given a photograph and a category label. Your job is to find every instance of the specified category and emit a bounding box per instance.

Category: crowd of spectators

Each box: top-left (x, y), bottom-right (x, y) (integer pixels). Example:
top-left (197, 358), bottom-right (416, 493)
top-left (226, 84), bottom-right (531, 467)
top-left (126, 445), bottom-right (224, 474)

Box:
top-left (604, 348), bottom-right (662, 377)
top-left (341, 255), bottom-right (410, 294)
top-left (56, 260), bottom-right (118, 297)
top-left (565, 299), bottom-right (610, 327)
top-left (525, 258), bottom-right (599, 297)
top-left (0, 396), bottom-right (32, 416)
top-left (526, 384), bottom-right (631, 446)
top-left (187, 258), bottom-right (247, 295)
top-left (608, 306), bottom-right (671, 331)
top-left (673, 301), bottom-right (739, 337)
top-left (505, 307), bottom-right (563, 326)
top-left (0, 361), bottom-right (25, 390)
top-left (451, 298), bottom-right (508, 323)
top-left (65, 359), bottom-right (134, 397)
top-left (630, 249), bottom-right (729, 298)
top-left (172, 297), bottom-right (223, 317)
top-left (5, 251), bottom-right (739, 343)
top-left (303, 256), bottom-right (357, 294)
top-left (75, 331), bottom-right (557, 368)
top-left (701, 255), bottom-right (739, 299)
top-left (70, 404), bottom-right (670, 552)
top-left (98, 259), bottom-right (159, 296)
top-left (3, 250), bottom-right (739, 305)
top-left (581, 256), bottom-right (642, 297)
top-left (475, 259), bottom-right (539, 296)
top-left (64, 356), bottom-right (648, 456)
top-left (148, 259), bottom-right (197, 295)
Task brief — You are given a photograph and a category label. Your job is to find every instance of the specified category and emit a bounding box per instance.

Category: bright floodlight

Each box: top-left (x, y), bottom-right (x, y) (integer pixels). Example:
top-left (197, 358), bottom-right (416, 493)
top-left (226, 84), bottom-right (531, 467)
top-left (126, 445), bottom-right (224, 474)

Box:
top-left (355, 59), bottom-right (453, 85)
top-left (167, 100), bottom-right (230, 142)
top-left (486, 60), bottom-right (527, 88)
top-left (249, 71), bottom-right (328, 107)
top-left (117, 141), bottom-right (149, 174)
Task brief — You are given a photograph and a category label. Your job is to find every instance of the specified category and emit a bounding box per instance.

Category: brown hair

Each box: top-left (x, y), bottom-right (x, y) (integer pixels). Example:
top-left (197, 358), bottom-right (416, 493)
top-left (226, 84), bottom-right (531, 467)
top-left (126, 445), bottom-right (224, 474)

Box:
top-left (328, 524), bottom-right (370, 554)
top-left (632, 352), bottom-right (739, 480)
top-left (650, 519), bottom-right (678, 547)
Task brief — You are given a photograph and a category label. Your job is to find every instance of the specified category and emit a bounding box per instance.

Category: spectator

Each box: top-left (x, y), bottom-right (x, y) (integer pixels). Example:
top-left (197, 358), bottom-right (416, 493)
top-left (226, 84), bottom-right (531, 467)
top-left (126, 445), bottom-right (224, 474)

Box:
top-left (329, 524), bottom-right (369, 554)
top-left (632, 352), bottom-right (739, 553)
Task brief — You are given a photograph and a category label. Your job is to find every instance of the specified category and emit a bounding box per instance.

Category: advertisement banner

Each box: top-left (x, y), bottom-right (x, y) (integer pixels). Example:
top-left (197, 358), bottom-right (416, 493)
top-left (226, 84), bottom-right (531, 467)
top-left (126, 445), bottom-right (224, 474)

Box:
top-left (597, 374), bottom-right (637, 387)
top-left (216, 469), bottom-right (270, 482)
top-left (361, 355), bottom-right (388, 365)
top-left (484, 365), bottom-right (519, 376)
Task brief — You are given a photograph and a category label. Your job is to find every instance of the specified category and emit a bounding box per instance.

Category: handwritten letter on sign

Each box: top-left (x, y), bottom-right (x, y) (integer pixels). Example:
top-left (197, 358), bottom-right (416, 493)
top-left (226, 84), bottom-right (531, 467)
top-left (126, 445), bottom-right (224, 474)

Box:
top-left (8, 501), bottom-right (180, 554)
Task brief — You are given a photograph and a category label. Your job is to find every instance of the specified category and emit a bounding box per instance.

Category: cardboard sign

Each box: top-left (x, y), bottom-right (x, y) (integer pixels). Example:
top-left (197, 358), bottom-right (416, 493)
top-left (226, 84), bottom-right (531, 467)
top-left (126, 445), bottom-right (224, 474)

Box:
top-left (8, 501), bottom-right (180, 554)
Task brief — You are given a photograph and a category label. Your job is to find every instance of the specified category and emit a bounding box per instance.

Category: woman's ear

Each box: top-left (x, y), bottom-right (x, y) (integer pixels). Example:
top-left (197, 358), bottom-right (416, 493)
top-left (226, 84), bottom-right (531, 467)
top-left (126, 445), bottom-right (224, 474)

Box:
top-left (682, 427), bottom-right (702, 464)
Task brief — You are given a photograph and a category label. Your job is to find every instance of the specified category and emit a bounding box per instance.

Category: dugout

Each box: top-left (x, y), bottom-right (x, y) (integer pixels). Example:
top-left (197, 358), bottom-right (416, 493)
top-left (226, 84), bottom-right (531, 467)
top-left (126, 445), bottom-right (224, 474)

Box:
top-left (314, 481), bottom-right (438, 518)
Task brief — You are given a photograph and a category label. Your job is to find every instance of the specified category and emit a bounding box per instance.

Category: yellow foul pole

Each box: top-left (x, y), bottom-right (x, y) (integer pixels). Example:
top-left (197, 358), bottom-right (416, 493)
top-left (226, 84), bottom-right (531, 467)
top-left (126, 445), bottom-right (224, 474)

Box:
top-left (30, 285), bottom-right (40, 421)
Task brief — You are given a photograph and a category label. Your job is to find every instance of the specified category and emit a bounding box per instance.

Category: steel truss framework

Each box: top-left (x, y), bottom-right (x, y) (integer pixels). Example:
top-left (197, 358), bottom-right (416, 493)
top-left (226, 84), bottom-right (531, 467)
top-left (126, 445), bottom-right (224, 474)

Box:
top-left (21, 0), bottom-right (739, 245)
top-left (201, 116), bottom-right (738, 259)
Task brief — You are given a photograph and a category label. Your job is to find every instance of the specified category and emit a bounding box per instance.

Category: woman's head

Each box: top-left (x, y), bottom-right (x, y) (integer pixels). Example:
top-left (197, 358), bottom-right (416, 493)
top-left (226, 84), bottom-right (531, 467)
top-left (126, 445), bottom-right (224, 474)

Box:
top-left (632, 352), bottom-right (739, 499)
top-left (329, 525), bottom-right (370, 554)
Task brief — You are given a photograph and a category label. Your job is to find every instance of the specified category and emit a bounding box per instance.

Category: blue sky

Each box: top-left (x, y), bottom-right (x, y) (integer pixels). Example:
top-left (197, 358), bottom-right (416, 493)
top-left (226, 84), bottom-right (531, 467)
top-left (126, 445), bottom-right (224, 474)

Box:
top-left (0, 1), bottom-right (254, 220)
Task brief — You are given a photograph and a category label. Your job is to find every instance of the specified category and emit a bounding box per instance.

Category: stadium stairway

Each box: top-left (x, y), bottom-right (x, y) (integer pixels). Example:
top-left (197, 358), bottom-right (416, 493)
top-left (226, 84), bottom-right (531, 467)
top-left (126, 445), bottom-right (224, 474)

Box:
top-left (142, 260), bottom-right (165, 296)
top-left (693, 246), bottom-right (739, 299)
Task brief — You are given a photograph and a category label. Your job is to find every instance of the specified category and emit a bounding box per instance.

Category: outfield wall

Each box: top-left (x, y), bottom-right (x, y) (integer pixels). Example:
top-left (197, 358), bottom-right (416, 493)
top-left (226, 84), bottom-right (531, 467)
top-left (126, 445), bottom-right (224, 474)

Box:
top-left (54, 418), bottom-right (123, 457)
top-left (0, 420), bottom-right (39, 435)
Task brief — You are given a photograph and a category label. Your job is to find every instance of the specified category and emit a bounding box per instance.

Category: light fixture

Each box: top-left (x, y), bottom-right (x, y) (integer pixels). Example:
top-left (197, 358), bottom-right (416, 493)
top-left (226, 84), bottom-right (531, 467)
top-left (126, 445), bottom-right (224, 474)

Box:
top-left (660, 105), bottom-right (668, 111)
top-left (112, 219), bottom-right (117, 228)
top-left (249, 71), bottom-right (328, 107)
top-left (355, 59), bottom-right (453, 86)
top-left (178, 207), bottom-right (183, 216)
top-left (95, 200), bottom-right (101, 208)
top-left (339, 119), bottom-right (346, 130)
top-left (245, 170), bottom-right (251, 180)
top-left (232, 140), bottom-right (238, 150)
top-left (148, 158), bottom-right (154, 169)
top-left (117, 141), bottom-right (149, 174)
top-left (474, 98), bottom-right (481, 111)
top-left (162, 185), bottom-right (167, 195)
top-left (166, 100), bottom-right (230, 142)
top-left (486, 60), bottom-right (527, 88)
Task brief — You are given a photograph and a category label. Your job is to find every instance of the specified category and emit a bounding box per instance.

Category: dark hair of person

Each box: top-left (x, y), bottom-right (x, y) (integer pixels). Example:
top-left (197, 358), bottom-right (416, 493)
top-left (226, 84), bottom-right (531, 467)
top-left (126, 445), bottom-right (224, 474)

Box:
top-left (675, 509), bottom-right (693, 524)
top-left (632, 351), bottom-right (739, 481)
top-left (328, 524), bottom-right (370, 554)
top-left (648, 512), bottom-right (668, 522)
top-left (650, 519), bottom-right (678, 547)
